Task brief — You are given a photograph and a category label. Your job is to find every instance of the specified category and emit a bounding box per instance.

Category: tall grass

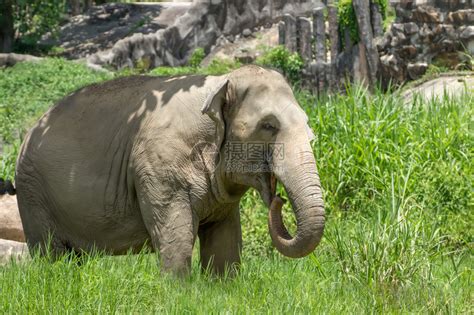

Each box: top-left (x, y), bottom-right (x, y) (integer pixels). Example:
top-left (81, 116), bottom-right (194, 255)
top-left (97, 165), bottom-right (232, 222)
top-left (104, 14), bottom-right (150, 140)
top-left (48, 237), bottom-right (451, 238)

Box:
top-left (0, 59), bottom-right (472, 313)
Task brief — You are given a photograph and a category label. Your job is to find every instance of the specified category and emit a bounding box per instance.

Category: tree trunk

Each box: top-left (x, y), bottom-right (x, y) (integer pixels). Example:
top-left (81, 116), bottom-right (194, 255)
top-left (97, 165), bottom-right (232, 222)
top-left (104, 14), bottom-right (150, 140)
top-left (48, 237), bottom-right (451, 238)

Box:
top-left (84, 0), bottom-right (93, 13)
top-left (0, 0), bottom-right (14, 53)
top-left (70, 0), bottom-right (81, 16)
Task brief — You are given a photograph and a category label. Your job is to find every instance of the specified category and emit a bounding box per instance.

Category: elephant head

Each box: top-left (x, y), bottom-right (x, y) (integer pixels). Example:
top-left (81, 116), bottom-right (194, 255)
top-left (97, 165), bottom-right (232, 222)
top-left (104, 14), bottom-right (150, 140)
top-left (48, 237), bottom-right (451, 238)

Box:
top-left (201, 65), bottom-right (325, 258)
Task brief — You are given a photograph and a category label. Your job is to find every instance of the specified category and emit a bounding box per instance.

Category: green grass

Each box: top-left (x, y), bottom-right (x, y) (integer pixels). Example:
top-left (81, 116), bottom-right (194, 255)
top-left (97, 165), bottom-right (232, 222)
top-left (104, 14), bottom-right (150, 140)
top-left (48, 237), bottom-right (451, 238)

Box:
top-left (0, 59), bottom-right (473, 313)
top-left (1, 247), bottom-right (470, 313)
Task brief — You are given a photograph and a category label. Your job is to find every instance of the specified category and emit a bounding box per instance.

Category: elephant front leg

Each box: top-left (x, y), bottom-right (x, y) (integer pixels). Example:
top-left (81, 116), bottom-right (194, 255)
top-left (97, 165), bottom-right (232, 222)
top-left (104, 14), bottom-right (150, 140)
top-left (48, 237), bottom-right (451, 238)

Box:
top-left (198, 206), bottom-right (242, 276)
top-left (137, 191), bottom-right (198, 276)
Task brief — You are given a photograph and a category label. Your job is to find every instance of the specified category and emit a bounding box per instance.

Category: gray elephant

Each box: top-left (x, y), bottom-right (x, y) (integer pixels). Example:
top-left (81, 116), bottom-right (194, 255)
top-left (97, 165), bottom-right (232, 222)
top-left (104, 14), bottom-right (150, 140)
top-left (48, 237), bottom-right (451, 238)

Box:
top-left (9, 65), bottom-right (325, 275)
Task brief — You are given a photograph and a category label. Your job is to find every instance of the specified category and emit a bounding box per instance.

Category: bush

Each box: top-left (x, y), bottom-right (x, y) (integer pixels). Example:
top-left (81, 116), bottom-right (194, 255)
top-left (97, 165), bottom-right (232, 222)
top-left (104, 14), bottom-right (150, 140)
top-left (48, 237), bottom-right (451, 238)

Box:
top-left (13, 0), bottom-right (67, 50)
top-left (256, 46), bottom-right (304, 84)
top-left (189, 48), bottom-right (206, 68)
top-left (338, 0), bottom-right (359, 43)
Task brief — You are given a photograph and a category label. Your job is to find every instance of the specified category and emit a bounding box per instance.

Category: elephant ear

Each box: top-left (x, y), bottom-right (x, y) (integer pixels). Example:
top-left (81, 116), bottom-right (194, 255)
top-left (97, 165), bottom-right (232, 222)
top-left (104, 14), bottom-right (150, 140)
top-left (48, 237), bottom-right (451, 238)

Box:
top-left (201, 79), bottom-right (229, 151)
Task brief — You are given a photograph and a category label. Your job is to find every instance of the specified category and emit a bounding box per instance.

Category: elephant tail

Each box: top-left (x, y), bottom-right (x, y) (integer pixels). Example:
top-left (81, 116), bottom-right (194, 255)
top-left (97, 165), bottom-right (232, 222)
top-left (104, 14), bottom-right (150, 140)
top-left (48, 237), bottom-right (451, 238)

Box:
top-left (0, 178), bottom-right (16, 195)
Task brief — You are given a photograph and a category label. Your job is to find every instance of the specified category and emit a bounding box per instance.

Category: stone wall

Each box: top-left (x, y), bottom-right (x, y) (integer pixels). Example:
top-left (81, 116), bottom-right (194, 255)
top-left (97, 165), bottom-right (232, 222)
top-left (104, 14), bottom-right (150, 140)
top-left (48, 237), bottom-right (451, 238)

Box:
top-left (279, 0), bottom-right (384, 93)
top-left (88, 0), bottom-right (316, 69)
top-left (378, 0), bottom-right (474, 85)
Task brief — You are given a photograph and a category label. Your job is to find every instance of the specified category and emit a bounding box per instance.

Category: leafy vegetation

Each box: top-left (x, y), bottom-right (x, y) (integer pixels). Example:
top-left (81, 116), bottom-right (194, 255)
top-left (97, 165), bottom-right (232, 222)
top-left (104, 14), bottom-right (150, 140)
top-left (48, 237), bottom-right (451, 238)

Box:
top-left (13, 0), bottom-right (66, 48)
top-left (0, 59), bottom-right (472, 313)
top-left (338, 0), bottom-right (389, 44)
top-left (189, 48), bottom-right (206, 68)
top-left (338, 0), bottom-right (359, 43)
top-left (256, 45), bottom-right (304, 84)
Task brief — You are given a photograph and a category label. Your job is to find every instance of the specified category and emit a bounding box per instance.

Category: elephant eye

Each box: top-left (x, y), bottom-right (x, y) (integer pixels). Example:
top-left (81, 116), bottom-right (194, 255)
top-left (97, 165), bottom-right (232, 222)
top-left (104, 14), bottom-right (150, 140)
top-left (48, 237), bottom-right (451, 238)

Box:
top-left (261, 122), bottom-right (278, 133)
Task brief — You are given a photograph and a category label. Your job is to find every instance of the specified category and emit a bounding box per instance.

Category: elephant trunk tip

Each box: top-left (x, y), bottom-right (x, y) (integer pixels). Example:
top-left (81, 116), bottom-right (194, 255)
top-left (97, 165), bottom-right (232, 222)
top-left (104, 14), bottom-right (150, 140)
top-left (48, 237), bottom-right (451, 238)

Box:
top-left (267, 178), bottom-right (325, 258)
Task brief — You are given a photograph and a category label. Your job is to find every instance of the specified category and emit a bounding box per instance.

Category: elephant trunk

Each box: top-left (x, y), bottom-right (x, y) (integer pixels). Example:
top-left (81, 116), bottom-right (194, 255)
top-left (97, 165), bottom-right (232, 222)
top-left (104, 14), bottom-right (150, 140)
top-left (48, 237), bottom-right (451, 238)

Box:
top-left (268, 141), bottom-right (325, 258)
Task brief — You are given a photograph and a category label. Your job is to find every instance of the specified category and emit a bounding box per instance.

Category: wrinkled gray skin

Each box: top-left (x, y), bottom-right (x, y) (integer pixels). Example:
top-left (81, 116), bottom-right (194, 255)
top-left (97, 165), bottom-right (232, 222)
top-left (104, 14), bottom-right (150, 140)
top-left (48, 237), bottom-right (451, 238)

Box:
top-left (16, 65), bottom-right (325, 276)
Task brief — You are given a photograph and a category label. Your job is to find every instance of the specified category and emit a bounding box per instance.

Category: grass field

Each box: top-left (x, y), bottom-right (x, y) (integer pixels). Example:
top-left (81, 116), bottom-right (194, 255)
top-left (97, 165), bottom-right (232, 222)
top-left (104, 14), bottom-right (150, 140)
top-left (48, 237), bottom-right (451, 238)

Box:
top-left (0, 59), bottom-right (472, 313)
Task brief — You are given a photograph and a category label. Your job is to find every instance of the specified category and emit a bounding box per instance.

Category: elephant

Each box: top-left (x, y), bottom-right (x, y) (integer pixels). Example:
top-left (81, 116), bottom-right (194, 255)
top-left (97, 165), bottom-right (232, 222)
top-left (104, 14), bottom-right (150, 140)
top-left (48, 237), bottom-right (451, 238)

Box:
top-left (9, 65), bottom-right (325, 275)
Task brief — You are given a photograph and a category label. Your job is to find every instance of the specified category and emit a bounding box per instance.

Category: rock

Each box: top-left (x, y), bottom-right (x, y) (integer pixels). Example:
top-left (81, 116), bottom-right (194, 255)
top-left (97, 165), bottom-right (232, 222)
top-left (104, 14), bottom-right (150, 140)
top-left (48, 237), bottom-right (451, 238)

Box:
top-left (380, 53), bottom-right (406, 84)
top-left (200, 23), bottom-right (279, 67)
top-left (313, 7), bottom-right (326, 61)
top-left (395, 5), bottom-right (413, 23)
top-left (352, 0), bottom-right (380, 88)
top-left (391, 23), bottom-right (405, 35)
top-left (375, 2), bottom-right (471, 88)
top-left (297, 17), bottom-right (312, 63)
top-left (391, 33), bottom-right (407, 47)
top-left (403, 75), bottom-right (474, 105)
top-left (327, 4), bottom-right (340, 64)
top-left (447, 9), bottom-right (474, 25)
top-left (412, 6), bottom-right (442, 24)
top-left (404, 22), bottom-right (419, 35)
top-left (460, 26), bottom-right (474, 54)
top-left (242, 28), bottom-right (252, 37)
top-left (399, 45), bottom-right (418, 59)
top-left (0, 53), bottom-right (42, 67)
top-left (0, 195), bottom-right (24, 242)
top-left (85, 0), bottom-right (316, 69)
top-left (460, 26), bottom-right (474, 40)
top-left (419, 23), bottom-right (432, 37)
top-left (375, 35), bottom-right (390, 52)
top-left (0, 239), bottom-right (29, 265)
top-left (407, 62), bottom-right (428, 80)
top-left (283, 14), bottom-right (297, 52)
top-left (433, 24), bottom-right (456, 38)
top-left (410, 33), bottom-right (420, 46)
top-left (227, 34), bottom-right (235, 43)
top-left (235, 52), bottom-right (255, 64)
top-left (371, 2), bottom-right (384, 37)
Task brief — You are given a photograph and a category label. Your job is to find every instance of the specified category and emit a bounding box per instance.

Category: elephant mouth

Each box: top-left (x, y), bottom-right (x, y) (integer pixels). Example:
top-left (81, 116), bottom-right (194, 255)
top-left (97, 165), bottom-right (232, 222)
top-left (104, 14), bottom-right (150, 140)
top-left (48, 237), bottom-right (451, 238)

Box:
top-left (261, 172), bottom-right (280, 207)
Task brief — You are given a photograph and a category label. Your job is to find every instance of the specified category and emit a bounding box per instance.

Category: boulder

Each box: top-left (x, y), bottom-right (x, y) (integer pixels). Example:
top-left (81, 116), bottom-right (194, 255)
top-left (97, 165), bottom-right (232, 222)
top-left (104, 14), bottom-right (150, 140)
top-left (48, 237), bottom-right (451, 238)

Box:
top-left (0, 53), bottom-right (42, 68)
top-left (0, 195), bottom-right (25, 242)
top-left (460, 26), bottom-right (474, 40)
top-left (404, 22), bottom-right (420, 35)
top-left (242, 28), bottom-right (253, 37)
top-left (407, 62), bottom-right (428, 80)
top-left (398, 45), bottom-right (418, 59)
top-left (235, 52), bottom-right (255, 64)
top-left (447, 9), bottom-right (474, 25)
top-left (460, 26), bottom-right (474, 54)
top-left (412, 6), bottom-right (442, 24)
top-left (380, 54), bottom-right (405, 84)
top-left (0, 239), bottom-right (29, 265)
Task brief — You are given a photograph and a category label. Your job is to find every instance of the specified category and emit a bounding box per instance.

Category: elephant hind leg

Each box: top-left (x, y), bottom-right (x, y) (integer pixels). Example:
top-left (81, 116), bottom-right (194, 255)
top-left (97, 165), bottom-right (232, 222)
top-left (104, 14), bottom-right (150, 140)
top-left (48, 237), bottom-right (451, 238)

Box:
top-left (17, 194), bottom-right (72, 260)
top-left (198, 206), bottom-right (242, 276)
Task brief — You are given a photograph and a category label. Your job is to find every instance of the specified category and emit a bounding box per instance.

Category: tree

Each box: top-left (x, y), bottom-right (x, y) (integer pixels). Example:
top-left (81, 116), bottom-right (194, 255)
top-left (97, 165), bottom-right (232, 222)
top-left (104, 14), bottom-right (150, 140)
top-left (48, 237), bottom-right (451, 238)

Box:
top-left (0, 0), bottom-right (14, 53)
top-left (69, 0), bottom-right (81, 15)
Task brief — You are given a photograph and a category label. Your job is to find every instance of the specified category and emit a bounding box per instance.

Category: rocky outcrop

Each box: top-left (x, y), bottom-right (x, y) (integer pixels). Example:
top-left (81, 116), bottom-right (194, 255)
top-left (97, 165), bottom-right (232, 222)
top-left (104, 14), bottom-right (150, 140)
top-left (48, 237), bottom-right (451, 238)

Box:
top-left (0, 53), bottom-right (42, 67)
top-left (0, 195), bottom-right (24, 242)
top-left (87, 0), bottom-right (316, 69)
top-left (378, 0), bottom-right (473, 85)
top-left (40, 3), bottom-right (174, 59)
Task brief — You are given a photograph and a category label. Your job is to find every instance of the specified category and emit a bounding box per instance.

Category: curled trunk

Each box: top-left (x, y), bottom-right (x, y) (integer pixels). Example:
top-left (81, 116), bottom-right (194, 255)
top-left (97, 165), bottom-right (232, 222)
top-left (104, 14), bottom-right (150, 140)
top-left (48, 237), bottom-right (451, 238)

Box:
top-left (268, 146), bottom-right (325, 258)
